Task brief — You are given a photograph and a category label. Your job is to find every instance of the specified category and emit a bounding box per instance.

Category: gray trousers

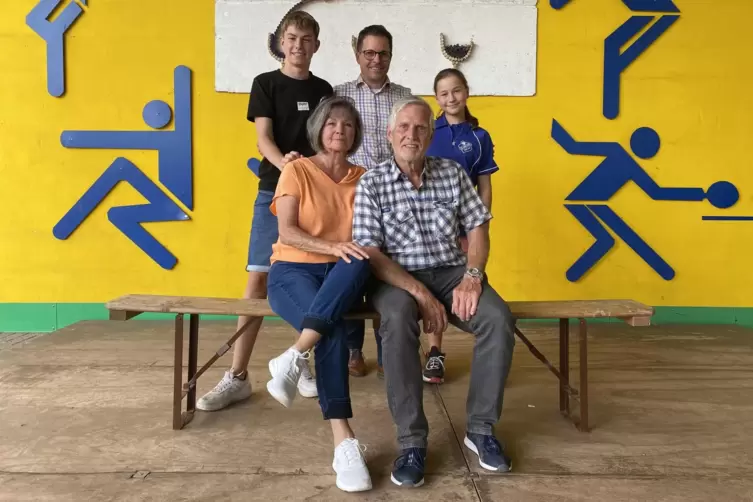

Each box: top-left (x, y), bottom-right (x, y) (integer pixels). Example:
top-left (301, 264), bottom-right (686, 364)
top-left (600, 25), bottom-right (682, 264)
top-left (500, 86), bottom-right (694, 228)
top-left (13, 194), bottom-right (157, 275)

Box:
top-left (370, 265), bottom-right (515, 450)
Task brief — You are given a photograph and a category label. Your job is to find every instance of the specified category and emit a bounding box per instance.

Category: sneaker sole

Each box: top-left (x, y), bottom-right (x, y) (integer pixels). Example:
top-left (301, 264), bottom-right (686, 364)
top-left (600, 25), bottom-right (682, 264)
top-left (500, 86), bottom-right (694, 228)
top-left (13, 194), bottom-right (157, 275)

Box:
top-left (335, 478), bottom-right (372, 492)
top-left (297, 384), bottom-right (318, 399)
top-left (463, 437), bottom-right (512, 472)
top-left (196, 387), bottom-right (253, 412)
top-left (390, 473), bottom-right (425, 488)
top-left (422, 375), bottom-right (444, 384)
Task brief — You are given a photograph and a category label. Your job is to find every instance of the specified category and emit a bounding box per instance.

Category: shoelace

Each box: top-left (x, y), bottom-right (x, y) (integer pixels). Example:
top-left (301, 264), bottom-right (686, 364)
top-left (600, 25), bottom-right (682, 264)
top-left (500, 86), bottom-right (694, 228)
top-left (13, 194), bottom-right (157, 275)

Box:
top-left (299, 358), bottom-right (315, 381)
top-left (483, 435), bottom-right (502, 454)
top-left (395, 448), bottom-right (425, 470)
top-left (426, 355), bottom-right (445, 371)
top-left (340, 438), bottom-right (367, 466)
top-left (211, 374), bottom-right (237, 393)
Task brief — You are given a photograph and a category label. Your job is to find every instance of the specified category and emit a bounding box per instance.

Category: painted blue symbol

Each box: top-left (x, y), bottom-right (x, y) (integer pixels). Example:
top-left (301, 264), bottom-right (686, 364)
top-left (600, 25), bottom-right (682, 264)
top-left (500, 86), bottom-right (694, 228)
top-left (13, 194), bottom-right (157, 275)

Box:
top-left (53, 66), bottom-right (194, 269)
top-left (552, 119), bottom-right (739, 281)
top-left (247, 158), bottom-right (261, 177)
top-left (604, 15), bottom-right (679, 119)
top-left (26, 0), bottom-right (86, 97)
top-left (550, 0), bottom-right (679, 12)
top-left (61, 66), bottom-right (194, 210)
top-left (53, 158), bottom-right (189, 269)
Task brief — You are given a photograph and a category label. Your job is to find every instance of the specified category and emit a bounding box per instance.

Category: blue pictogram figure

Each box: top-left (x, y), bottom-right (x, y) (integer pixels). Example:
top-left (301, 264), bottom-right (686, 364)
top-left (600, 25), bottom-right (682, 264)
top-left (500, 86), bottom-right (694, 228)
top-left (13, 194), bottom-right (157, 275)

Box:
top-left (604, 15), bottom-right (679, 119)
top-left (53, 65), bottom-right (194, 269)
top-left (550, 0), bottom-right (679, 12)
top-left (61, 66), bottom-right (193, 210)
top-left (26, 0), bottom-right (87, 97)
top-left (247, 158), bottom-right (261, 177)
top-left (53, 158), bottom-right (189, 269)
top-left (552, 119), bottom-right (739, 281)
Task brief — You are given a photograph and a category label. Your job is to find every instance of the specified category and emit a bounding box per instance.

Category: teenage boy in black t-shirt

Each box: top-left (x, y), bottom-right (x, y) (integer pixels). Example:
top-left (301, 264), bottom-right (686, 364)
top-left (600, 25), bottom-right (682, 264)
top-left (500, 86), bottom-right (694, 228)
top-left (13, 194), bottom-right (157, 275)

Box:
top-left (197, 11), bottom-right (333, 412)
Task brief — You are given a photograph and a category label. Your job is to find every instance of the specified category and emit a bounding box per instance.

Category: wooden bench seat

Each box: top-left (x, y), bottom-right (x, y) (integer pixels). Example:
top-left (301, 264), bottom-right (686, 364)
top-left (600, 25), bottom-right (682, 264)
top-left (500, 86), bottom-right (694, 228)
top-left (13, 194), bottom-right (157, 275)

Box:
top-left (106, 294), bottom-right (654, 432)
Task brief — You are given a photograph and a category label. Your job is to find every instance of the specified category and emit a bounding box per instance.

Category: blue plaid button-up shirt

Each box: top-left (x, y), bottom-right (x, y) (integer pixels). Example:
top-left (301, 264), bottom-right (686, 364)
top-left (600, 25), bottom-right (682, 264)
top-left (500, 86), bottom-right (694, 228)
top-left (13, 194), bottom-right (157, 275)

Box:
top-left (333, 76), bottom-right (412, 170)
top-left (353, 156), bottom-right (492, 271)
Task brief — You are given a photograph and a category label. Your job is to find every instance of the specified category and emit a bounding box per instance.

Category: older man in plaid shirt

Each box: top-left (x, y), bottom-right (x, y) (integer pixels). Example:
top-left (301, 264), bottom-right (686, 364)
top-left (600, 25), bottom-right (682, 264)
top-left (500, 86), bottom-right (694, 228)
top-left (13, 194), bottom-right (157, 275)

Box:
top-left (352, 96), bottom-right (516, 487)
top-left (334, 24), bottom-right (412, 378)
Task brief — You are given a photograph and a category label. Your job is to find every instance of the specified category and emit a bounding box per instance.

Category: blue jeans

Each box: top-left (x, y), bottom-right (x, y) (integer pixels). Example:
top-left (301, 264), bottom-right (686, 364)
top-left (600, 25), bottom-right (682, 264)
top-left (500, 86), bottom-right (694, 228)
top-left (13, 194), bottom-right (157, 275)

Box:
top-left (267, 259), bottom-right (370, 419)
top-left (246, 190), bottom-right (278, 273)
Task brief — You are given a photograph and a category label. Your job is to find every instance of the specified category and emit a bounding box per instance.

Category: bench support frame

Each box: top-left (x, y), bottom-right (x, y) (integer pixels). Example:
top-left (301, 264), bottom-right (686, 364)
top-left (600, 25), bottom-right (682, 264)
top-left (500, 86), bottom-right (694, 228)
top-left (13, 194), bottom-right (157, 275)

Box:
top-left (169, 313), bottom-right (592, 432)
top-left (514, 318), bottom-right (589, 432)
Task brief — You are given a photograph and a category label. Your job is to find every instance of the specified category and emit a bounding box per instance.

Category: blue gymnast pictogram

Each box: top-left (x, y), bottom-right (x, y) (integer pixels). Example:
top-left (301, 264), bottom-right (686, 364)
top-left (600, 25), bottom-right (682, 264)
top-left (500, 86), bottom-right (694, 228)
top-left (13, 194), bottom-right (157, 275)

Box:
top-left (53, 66), bottom-right (194, 270)
top-left (552, 119), bottom-right (739, 282)
top-left (550, 0), bottom-right (680, 120)
top-left (26, 0), bottom-right (87, 97)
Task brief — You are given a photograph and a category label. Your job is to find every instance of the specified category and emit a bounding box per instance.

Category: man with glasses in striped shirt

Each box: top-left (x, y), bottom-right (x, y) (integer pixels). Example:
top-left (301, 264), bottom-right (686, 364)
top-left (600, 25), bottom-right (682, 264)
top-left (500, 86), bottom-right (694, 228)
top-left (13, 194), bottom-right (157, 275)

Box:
top-left (334, 25), bottom-right (412, 379)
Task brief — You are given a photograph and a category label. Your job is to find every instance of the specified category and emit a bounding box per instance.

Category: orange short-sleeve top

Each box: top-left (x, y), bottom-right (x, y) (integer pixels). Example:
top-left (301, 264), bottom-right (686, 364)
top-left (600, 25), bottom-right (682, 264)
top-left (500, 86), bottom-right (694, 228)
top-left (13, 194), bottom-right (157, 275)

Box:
top-left (269, 157), bottom-right (366, 264)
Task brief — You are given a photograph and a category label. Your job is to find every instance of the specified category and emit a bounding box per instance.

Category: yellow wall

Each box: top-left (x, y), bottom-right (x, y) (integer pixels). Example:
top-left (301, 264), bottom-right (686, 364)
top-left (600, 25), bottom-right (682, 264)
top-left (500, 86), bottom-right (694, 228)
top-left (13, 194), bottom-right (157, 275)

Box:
top-left (1, 0), bottom-right (751, 306)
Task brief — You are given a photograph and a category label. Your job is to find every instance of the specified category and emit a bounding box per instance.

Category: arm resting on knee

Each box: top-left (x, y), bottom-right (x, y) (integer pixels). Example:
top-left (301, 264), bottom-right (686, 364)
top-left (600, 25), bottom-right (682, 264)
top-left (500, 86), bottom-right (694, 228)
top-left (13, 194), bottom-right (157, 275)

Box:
top-left (364, 247), bottom-right (430, 300)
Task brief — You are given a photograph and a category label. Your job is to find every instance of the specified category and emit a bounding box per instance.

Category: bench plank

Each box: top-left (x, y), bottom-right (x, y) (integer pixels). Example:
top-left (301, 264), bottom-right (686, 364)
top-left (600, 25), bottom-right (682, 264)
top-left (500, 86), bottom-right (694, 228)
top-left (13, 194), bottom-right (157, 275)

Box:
top-left (106, 294), bottom-right (653, 324)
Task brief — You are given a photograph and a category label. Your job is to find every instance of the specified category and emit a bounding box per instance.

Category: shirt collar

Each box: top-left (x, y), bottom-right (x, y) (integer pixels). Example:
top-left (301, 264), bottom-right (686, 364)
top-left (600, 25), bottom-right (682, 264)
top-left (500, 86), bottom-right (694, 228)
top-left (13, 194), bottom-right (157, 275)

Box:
top-left (434, 114), bottom-right (450, 129)
top-left (387, 157), bottom-right (433, 182)
top-left (355, 74), bottom-right (391, 93)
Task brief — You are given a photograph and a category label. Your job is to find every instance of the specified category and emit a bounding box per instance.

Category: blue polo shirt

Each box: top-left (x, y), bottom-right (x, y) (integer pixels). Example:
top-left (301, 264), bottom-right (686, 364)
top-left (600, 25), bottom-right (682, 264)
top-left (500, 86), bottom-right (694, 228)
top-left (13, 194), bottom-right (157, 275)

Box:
top-left (426, 114), bottom-right (499, 186)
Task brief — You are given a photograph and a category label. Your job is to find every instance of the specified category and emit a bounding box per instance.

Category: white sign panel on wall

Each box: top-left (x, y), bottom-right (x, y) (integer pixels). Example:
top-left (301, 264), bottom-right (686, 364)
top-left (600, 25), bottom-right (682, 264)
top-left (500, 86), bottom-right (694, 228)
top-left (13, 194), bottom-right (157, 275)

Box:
top-left (215, 0), bottom-right (538, 96)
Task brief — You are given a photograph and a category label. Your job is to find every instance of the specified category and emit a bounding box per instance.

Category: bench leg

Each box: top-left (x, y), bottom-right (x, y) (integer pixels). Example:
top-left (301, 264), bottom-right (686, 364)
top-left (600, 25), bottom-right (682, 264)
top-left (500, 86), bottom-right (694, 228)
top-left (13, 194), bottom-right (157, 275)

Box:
top-left (577, 318), bottom-right (590, 432)
top-left (173, 314), bottom-right (184, 430)
top-left (182, 314), bottom-right (199, 427)
top-left (559, 318), bottom-right (570, 417)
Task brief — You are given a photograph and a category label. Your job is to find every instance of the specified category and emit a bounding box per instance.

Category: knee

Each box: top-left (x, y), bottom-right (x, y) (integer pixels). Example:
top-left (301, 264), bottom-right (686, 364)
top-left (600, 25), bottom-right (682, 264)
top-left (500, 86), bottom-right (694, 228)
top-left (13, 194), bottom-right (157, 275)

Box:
top-left (480, 302), bottom-right (516, 347)
top-left (377, 297), bottom-right (419, 341)
top-left (245, 271), bottom-right (268, 299)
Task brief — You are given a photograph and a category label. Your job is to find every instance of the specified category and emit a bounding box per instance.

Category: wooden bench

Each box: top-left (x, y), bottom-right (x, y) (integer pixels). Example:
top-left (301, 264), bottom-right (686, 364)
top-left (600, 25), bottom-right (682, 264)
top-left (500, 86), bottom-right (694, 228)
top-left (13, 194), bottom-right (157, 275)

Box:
top-left (106, 295), bottom-right (653, 432)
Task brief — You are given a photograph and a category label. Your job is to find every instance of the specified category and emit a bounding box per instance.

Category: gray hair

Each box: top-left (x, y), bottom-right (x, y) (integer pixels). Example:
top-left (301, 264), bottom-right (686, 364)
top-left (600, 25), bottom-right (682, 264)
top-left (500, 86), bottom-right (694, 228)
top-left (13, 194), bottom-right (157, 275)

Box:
top-left (388, 96), bottom-right (435, 136)
top-left (307, 96), bottom-right (363, 155)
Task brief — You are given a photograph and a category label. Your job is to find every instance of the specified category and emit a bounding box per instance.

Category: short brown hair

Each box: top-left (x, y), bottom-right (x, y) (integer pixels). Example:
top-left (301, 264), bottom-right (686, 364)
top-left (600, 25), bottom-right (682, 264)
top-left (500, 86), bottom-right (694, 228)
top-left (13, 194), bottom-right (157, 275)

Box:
top-left (307, 96), bottom-right (363, 155)
top-left (280, 11), bottom-right (320, 40)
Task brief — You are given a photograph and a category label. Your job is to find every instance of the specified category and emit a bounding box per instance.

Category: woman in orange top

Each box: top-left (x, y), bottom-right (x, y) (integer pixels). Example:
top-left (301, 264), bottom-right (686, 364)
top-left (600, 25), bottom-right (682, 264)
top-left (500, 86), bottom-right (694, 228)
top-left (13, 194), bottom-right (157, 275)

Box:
top-left (265, 96), bottom-right (373, 493)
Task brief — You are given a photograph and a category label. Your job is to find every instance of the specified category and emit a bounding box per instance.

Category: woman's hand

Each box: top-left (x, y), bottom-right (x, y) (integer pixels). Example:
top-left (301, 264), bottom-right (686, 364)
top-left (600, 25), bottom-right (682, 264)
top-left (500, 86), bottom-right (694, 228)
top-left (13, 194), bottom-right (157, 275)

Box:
top-left (329, 241), bottom-right (370, 263)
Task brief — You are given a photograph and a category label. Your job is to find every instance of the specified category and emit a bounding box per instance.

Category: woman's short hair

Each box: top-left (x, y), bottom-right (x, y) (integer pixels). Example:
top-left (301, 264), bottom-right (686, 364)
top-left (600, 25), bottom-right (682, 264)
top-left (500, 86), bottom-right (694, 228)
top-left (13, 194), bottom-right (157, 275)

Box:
top-left (307, 96), bottom-right (363, 155)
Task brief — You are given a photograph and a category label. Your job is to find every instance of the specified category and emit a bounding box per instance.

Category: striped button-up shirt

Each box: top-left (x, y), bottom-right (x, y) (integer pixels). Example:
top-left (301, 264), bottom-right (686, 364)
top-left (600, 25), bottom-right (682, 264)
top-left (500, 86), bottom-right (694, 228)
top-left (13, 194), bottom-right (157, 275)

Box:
top-left (353, 156), bottom-right (492, 271)
top-left (333, 76), bottom-right (413, 170)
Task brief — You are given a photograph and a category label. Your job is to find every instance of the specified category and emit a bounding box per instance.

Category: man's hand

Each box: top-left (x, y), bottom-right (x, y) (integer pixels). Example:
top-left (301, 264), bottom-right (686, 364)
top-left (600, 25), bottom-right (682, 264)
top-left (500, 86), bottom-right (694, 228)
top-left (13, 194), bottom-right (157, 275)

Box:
top-left (452, 275), bottom-right (482, 322)
top-left (329, 241), bottom-right (370, 263)
top-left (416, 290), bottom-right (448, 335)
top-left (279, 151), bottom-right (302, 168)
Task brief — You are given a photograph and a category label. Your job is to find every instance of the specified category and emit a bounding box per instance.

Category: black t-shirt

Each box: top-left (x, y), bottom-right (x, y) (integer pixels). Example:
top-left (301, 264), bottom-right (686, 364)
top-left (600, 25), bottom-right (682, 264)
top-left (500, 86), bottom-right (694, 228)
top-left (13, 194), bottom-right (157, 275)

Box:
top-left (247, 70), bottom-right (334, 191)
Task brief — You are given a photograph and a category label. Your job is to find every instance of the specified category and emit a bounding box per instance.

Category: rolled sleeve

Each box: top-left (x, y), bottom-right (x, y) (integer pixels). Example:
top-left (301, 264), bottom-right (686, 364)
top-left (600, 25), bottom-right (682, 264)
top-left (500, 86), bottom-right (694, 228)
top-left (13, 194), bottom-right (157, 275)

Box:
top-left (270, 163), bottom-right (301, 216)
top-left (457, 168), bottom-right (492, 232)
top-left (352, 178), bottom-right (384, 248)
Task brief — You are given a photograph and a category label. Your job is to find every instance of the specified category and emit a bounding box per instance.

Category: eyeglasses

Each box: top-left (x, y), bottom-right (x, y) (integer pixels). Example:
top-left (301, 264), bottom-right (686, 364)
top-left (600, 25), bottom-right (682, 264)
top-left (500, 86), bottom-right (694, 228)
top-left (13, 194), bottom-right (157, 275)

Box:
top-left (360, 50), bottom-right (392, 61)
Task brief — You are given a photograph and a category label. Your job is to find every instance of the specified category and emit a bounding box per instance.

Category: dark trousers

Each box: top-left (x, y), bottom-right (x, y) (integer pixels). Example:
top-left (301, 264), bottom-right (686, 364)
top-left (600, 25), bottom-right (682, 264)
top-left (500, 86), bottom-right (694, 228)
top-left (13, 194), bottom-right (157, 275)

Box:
top-left (267, 259), bottom-right (370, 419)
top-left (370, 266), bottom-right (515, 449)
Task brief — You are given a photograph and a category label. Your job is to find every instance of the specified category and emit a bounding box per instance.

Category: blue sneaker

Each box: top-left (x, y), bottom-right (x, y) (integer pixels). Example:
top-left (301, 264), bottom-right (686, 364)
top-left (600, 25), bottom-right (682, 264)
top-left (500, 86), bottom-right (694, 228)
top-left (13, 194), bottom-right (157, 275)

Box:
top-left (390, 448), bottom-right (426, 487)
top-left (464, 433), bottom-right (512, 472)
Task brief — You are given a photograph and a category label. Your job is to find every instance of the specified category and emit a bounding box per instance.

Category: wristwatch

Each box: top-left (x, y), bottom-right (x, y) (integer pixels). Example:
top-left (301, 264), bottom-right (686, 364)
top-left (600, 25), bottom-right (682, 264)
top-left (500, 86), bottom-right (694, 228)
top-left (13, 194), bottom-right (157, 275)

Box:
top-left (465, 267), bottom-right (483, 281)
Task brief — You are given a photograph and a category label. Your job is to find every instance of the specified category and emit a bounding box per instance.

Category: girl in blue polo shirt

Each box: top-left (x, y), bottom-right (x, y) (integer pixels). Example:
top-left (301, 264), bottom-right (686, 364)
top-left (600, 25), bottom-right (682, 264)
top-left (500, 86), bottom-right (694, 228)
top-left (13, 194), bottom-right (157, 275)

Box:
top-left (423, 68), bottom-right (499, 384)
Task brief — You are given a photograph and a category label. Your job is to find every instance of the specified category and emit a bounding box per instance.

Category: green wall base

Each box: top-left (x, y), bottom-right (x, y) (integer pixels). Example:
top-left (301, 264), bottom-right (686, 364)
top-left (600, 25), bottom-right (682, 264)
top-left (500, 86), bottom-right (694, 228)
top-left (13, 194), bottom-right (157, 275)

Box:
top-left (1, 303), bottom-right (752, 333)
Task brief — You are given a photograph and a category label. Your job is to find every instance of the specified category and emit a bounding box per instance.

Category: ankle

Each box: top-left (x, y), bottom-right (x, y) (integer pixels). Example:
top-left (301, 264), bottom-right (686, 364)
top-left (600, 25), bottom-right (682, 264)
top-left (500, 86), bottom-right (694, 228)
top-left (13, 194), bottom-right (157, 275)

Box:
top-left (232, 369), bottom-right (247, 380)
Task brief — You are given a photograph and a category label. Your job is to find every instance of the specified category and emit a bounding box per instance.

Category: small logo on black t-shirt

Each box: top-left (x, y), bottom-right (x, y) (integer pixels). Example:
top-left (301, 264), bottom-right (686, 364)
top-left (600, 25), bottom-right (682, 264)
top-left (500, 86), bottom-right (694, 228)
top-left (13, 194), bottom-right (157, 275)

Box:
top-left (297, 101), bottom-right (310, 111)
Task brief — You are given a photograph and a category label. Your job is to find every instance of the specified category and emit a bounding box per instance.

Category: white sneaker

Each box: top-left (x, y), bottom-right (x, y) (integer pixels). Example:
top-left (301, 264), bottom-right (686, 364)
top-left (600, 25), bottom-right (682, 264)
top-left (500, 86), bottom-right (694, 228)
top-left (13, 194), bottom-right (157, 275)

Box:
top-left (267, 347), bottom-right (309, 407)
top-left (297, 359), bottom-right (318, 398)
top-left (196, 370), bottom-right (252, 411)
top-left (333, 438), bottom-right (372, 492)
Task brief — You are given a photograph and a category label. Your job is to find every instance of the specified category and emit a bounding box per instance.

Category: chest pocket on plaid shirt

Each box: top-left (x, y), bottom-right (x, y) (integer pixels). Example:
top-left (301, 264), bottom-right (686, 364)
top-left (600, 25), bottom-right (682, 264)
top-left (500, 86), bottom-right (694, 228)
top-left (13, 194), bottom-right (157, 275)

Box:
top-left (382, 208), bottom-right (418, 249)
top-left (432, 199), bottom-right (459, 239)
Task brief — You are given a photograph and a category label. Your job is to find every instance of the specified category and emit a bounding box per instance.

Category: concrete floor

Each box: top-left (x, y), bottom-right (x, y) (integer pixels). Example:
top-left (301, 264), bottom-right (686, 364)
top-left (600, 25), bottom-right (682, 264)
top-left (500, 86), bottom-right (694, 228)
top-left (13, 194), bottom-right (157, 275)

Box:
top-left (1, 319), bottom-right (752, 501)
